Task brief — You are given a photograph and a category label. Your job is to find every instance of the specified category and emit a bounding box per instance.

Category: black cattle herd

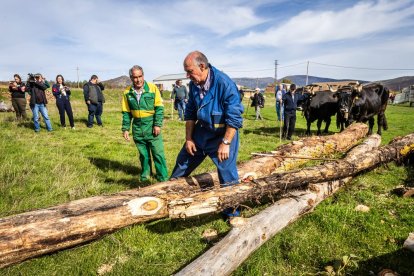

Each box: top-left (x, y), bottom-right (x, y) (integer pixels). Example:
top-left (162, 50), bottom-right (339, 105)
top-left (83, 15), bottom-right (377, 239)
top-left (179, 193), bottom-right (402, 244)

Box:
top-left (298, 82), bottom-right (389, 136)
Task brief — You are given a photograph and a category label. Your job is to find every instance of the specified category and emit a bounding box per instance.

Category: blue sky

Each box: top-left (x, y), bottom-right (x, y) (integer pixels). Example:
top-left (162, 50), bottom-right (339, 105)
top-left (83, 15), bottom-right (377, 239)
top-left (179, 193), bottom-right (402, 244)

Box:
top-left (1, 0), bottom-right (414, 83)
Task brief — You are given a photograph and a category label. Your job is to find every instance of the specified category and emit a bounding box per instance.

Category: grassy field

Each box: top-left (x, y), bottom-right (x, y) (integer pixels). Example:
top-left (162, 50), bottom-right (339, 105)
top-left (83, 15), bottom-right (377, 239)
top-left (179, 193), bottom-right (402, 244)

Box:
top-left (0, 88), bottom-right (413, 275)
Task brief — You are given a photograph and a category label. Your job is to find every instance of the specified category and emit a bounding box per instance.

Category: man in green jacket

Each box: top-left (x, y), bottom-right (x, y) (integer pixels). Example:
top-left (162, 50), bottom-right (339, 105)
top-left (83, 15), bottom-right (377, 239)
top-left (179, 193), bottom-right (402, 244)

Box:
top-left (121, 65), bottom-right (168, 182)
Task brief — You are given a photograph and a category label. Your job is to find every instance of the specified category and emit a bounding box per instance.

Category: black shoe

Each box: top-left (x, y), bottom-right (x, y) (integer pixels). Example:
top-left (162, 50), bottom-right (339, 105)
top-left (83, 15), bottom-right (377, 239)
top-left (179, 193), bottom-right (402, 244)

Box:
top-left (286, 137), bottom-right (292, 140)
top-left (87, 125), bottom-right (93, 128)
top-left (98, 124), bottom-right (103, 127)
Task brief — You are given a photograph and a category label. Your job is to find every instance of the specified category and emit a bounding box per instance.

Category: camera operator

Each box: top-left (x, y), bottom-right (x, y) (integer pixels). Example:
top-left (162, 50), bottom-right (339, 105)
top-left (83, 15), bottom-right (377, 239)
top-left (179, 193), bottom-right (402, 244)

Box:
top-left (83, 75), bottom-right (105, 128)
top-left (27, 73), bottom-right (53, 132)
top-left (8, 74), bottom-right (27, 121)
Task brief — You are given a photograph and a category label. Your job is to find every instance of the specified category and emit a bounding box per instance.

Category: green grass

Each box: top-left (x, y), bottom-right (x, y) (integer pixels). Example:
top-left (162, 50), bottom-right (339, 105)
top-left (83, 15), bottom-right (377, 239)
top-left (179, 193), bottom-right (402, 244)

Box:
top-left (1, 89), bottom-right (414, 275)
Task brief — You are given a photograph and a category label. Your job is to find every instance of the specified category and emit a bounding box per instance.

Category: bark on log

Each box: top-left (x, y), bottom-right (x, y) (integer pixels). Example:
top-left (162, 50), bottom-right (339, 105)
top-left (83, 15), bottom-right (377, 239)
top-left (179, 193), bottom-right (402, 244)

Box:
top-left (176, 178), bottom-right (353, 276)
top-left (175, 134), bottom-right (387, 276)
top-left (0, 124), bottom-right (368, 268)
top-left (168, 134), bottom-right (382, 218)
top-left (168, 133), bottom-right (414, 219)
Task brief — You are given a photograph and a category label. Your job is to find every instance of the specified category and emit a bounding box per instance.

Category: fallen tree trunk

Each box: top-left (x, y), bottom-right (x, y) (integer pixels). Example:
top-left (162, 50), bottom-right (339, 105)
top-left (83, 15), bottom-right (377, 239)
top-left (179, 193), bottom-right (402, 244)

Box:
top-left (168, 134), bottom-right (382, 218)
top-left (168, 133), bottom-right (414, 218)
top-left (0, 124), bottom-right (368, 268)
top-left (177, 134), bottom-right (414, 276)
top-left (175, 134), bottom-right (385, 276)
top-left (176, 177), bottom-right (353, 276)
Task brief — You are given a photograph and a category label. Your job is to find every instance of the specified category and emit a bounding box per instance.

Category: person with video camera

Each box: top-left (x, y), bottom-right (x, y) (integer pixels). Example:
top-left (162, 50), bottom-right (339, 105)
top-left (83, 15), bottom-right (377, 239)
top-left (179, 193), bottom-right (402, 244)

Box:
top-left (8, 74), bottom-right (27, 121)
top-left (52, 74), bottom-right (74, 129)
top-left (27, 73), bottom-right (53, 132)
top-left (83, 75), bottom-right (105, 128)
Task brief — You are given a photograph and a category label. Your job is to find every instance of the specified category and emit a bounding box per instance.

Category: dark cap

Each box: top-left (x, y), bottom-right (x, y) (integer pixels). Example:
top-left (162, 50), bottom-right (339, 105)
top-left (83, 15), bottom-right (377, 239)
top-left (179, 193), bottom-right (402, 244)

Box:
top-left (90, 75), bottom-right (98, 81)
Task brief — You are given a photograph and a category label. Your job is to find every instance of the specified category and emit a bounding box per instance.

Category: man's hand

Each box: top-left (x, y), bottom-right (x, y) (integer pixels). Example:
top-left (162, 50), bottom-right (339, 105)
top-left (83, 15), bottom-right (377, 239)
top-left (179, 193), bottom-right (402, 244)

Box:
top-left (185, 139), bottom-right (197, 156)
top-left (153, 126), bottom-right (161, 136)
top-left (218, 143), bottom-right (230, 162)
top-left (123, 131), bottom-right (130, 141)
top-left (86, 100), bottom-right (91, 105)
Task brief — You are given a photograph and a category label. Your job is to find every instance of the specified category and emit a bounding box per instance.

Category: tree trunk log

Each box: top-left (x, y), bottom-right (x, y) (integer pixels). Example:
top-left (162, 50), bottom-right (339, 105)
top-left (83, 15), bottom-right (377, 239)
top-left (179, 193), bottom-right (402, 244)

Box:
top-left (175, 178), bottom-right (353, 276)
top-left (176, 134), bottom-right (414, 276)
top-left (0, 124), bottom-right (368, 268)
top-left (168, 134), bottom-right (382, 217)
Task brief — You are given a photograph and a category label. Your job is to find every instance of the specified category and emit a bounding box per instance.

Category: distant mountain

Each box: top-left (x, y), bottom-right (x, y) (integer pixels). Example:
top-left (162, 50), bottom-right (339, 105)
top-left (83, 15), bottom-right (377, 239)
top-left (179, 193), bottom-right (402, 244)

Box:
top-left (102, 75), bottom-right (131, 88)
top-left (377, 76), bottom-right (414, 91)
top-left (232, 75), bottom-right (368, 89)
top-left (100, 74), bottom-right (414, 91)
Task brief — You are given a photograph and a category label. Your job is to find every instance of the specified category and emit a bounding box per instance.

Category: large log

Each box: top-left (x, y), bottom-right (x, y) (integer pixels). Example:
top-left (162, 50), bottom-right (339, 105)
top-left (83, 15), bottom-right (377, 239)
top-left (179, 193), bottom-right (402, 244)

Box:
top-left (168, 134), bottom-right (382, 218)
top-left (175, 134), bottom-right (384, 276)
top-left (0, 124), bottom-right (368, 268)
top-left (177, 134), bottom-right (414, 275)
top-left (176, 178), bottom-right (352, 276)
top-left (168, 133), bottom-right (414, 218)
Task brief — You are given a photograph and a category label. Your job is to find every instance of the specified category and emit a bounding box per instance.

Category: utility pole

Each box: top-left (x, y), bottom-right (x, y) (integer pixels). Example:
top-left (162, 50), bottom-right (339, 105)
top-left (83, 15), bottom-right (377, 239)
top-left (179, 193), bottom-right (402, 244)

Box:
top-left (305, 61), bottom-right (309, 85)
top-left (76, 66), bottom-right (80, 88)
top-left (274, 60), bottom-right (278, 84)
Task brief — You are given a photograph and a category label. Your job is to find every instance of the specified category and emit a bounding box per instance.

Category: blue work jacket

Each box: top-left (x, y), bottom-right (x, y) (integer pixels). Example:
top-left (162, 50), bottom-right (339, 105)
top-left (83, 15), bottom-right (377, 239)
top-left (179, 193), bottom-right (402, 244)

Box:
top-left (184, 65), bottom-right (244, 150)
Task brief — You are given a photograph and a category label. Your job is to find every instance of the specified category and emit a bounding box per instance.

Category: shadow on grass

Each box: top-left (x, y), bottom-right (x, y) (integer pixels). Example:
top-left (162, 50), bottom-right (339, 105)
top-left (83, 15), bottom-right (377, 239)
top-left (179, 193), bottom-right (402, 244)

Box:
top-left (88, 157), bottom-right (139, 176)
top-left (349, 248), bottom-right (414, 275)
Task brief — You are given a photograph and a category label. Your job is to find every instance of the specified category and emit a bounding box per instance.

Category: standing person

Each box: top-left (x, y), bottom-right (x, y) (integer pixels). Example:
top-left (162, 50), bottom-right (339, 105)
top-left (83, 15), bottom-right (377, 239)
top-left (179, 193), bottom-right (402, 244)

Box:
top-left (282, 84), bottom-right (302, 140)
top-left (27, 73), bottom-right (53, 132)
top-left (8, 74), bottom-right (27, 121)
top-left (275, 84), bottom-right (286, 121)
top-left (250, 88), bottom-right (264, 120)
top-left (171, 79), bottom-right (188, 121)
top-left (52, 75), bottom-right (75, 129)
top-left (170, 51), bottom-right (244, 191)
top-left (83, 75), bottom-right (105, 128)
top-left (122, 65), bottom-right (168, 182)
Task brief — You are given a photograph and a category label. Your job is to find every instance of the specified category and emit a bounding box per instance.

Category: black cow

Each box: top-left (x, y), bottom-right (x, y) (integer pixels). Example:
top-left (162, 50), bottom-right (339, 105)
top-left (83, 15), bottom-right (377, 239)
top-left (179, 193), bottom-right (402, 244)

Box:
top-left (301, 91), bottom-right (338, 135)
top-left (336, 83), bottom-right (389, 135)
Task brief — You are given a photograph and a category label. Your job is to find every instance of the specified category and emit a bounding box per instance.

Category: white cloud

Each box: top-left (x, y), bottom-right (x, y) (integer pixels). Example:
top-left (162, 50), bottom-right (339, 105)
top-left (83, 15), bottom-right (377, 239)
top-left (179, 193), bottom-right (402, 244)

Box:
top-left (229, 0), bottom-right (414, 47)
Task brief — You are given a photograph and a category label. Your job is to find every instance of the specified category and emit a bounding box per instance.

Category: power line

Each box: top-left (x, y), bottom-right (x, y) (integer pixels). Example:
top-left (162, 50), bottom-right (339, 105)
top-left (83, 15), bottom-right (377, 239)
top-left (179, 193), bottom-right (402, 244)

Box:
top-left (310, 61), bottom-right (414, 71)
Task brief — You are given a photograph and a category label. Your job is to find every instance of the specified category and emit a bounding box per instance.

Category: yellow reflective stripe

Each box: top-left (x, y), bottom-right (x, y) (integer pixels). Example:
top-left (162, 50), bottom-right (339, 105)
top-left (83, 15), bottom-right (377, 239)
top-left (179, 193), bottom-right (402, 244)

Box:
top-left (131, 110), bottom-right (155, 118)
top-left (214, 123), bottom-right (225, 128)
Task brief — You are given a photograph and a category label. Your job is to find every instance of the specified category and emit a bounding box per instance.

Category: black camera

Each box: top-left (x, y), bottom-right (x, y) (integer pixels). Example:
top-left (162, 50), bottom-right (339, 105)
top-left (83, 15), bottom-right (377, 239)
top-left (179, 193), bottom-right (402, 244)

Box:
top-left (27, 73), bottom-right (36, 83)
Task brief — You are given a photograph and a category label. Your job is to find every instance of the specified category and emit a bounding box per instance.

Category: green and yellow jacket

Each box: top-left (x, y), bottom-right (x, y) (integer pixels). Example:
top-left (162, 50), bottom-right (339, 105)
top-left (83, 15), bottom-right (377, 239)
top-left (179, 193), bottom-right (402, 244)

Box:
top-left (121, 81), bottom-right (164, 139)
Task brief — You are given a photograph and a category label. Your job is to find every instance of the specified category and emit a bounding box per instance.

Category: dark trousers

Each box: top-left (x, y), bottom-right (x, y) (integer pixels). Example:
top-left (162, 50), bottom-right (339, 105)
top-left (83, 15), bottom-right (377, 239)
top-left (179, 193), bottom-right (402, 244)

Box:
top-left (56, 97), bottom-right (74, 127)
top-left (282, 112), bottom-right (296, 139)
top-left (11, 98), bottom-right (27, 120)
top-left (87, 102), bottom-right (103, 127)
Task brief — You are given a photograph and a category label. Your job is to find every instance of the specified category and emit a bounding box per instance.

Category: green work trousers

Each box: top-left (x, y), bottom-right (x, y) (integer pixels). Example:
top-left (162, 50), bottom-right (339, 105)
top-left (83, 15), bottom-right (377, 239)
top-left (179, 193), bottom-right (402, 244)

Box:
top-left (134, 134), bottom-right (168, 182)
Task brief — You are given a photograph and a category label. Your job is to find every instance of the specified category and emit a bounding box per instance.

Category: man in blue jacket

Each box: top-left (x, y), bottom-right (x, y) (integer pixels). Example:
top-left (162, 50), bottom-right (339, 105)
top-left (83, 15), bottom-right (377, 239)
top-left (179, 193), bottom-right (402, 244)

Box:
top-left (170, 51), bottom-right (244, 188)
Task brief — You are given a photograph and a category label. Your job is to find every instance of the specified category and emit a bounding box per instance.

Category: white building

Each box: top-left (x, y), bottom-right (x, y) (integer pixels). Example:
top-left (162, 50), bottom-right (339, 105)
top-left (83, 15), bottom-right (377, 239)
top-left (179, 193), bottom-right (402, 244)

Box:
top-left (153, 73), bottom-right (190, 92)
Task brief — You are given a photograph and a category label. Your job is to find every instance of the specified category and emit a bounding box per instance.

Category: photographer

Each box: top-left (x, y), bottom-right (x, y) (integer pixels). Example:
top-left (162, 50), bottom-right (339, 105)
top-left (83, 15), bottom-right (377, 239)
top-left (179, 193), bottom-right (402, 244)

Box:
top-left (52, 75), bottom-right (74, 129)
top-left (27, 73), bottom-right (53, 132)
top-left (83, 75), bottom-right (105, 128)
top-left (8, 74), bottom-right (27, 121)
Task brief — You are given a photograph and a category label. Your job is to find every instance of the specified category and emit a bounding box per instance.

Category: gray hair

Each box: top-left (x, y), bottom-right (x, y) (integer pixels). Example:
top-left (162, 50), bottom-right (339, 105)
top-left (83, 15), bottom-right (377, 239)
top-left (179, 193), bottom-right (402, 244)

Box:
top-left (185, 51), bottom-right (209, 67)
top-left (129, 65), bottom-right (144, 77)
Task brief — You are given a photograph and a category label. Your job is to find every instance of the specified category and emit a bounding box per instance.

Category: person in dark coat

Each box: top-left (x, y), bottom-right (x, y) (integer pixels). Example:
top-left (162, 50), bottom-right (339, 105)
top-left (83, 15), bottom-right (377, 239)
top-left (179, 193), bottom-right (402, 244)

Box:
top-left (52, 75), bottom-right (75, 129)
top-left (8, 74), bottom-right (27, 121)
top-left (282, 84), bottom-right (301, 140)
top-left (250, 88), bottom-right (264, 120)
top-left (27, 73), bottom-right (53, 132)
top-left (83, 75), bottom-right (105, 128)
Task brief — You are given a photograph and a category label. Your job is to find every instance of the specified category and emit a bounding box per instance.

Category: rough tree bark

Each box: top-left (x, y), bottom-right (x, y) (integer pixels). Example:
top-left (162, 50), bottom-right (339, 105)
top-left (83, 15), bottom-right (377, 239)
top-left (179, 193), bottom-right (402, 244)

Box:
top-left (168, 133), bottom-right (414, 218)
top-left (0, 124), bottom-right (368, 268)
top-left (176, 134), bottom-right (385, 276)
top-left (176, 178), bottom-right (352, 276)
